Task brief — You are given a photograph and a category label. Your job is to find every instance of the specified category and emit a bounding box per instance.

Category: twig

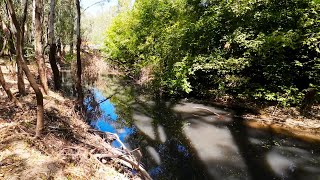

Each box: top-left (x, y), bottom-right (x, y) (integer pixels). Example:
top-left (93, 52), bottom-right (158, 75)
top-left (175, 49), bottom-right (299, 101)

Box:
top-left (94, 153), bottom-right (152, 180)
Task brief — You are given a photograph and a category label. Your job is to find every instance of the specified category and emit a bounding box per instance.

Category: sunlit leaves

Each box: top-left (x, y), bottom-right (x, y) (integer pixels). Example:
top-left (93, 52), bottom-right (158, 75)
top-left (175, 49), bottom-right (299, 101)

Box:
top-left (104, 0), bottom-right (320, 106)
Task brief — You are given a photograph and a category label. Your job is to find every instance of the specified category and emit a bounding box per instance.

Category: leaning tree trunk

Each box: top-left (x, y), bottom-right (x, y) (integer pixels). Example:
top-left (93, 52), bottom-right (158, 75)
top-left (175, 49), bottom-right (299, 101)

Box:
top-left (75, 0), bottom-right (83, 108)
top-left (6, 0), bottom-right (44, 137)
top-left (48, 0), bottom-right (61, 90)
top-left (15, 0), bottom-right (29, 96)
top-left (34, 0), bottom-right (48, 94)
top-left (0, 66), bottom-right (21, 107)
top-left (5, 0), bottom-right (26, 95)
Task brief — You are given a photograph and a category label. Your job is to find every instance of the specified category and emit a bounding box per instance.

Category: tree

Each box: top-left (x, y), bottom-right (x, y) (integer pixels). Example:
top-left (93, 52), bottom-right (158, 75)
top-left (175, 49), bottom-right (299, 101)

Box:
top-left (48, 0), bottom-right (61, 90)
top-left (0, 18), bottom-right (9, 56)
top-left (75, 0), bottom-right (83, 106)
top-left (0, 66), bottom-right (21, 107)
top-left (6, 0), bottom-right (44, 137)
top-left (34, 0), bottom-right (48, 94)
top-left (105, 0), bottom-right (320, 106)
top-left (0, 12), bottom-right (16, 60)
top-left (13, 0), bottom-right (28, 95)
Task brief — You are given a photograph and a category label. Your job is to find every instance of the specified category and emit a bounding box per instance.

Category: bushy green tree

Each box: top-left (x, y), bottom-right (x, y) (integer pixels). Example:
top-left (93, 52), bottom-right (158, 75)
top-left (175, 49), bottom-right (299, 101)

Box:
top-left (105, 0), bottom-right (320, 106)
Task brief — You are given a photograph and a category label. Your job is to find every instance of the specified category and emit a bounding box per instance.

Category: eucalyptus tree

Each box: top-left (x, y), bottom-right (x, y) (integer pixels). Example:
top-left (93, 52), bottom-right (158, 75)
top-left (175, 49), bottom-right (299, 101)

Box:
top-left (55, 0), bottom-right (75, 56)
top-left (13, 0), bottom-right (28, 95)
top-left (75, 0), bottom-right (83, 106)
top-left (5, 0), bottom-right (44, 137)
top-left (48, 0), bottom-right (61, 90)
top-left (0, 67), bottom-right (21, 107)
top-left (0, 15), bottom-right (10, 56)
top-left (34, 0), bottom-right (48, 94)
top-left (0, 4), bottom-right (16, 67)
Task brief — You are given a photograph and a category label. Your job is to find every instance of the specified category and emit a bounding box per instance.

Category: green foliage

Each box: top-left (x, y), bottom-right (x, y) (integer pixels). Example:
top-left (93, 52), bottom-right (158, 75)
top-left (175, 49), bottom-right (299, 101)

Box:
top-left (55, 0), bottom-right (75, 46)
top-left (104, 0), bottom-right (320, 106)
top-left (64, 53), bottom-right (75, 63)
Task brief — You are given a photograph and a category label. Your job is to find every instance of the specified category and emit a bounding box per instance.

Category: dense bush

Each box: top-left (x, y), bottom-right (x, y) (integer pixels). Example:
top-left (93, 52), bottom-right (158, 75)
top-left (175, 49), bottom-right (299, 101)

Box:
top-left (104, 0), bottom-right (320, 106)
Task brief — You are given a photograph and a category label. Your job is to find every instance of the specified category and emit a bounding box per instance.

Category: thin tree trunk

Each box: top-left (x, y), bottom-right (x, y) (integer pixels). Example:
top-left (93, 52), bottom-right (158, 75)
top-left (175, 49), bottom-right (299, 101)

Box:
top-left (12, 0), bottom-right (27, 96)
top-left (49, 0), bottom-right (61, 90)
top-left (69, 20), bottom-right (74, 55)
top-left (0, 21), bottom-right (8, 56)
top-left (6, 0), bottom-right (44, 137)
top-left (0, 66), bottom-right (21, 107)
top-left (0, 18), bottom-right (10, 56)
top-left (75, 0), bottom-right (83, 107)
top-left (0, 39), bottom-right (7, 56)
top-left (16, 42), bottom-right (26, 95)
top-left (34, 0), bottom-right (48, 94)
top-left (5, 3), bottom-right (26, 95)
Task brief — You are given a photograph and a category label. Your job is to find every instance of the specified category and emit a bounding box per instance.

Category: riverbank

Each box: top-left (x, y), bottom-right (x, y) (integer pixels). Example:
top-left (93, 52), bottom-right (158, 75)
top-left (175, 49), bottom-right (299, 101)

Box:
top-left (204, 97), bottom-right (320, 143)
top-left (242, 105), bottom-right (320, 143)
top-left (0, 59), bottom-right (148, 179)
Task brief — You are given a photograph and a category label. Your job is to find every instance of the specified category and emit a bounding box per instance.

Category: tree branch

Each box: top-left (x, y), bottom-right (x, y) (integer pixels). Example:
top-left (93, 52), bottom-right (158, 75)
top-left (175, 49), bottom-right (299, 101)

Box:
top-left (82, 0), bottom-right (108, 14)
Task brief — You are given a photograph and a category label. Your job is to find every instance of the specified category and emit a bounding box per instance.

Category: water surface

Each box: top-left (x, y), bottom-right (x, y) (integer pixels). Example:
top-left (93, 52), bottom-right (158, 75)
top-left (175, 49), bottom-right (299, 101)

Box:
top-left (62, 71), bottom-right (320, 180)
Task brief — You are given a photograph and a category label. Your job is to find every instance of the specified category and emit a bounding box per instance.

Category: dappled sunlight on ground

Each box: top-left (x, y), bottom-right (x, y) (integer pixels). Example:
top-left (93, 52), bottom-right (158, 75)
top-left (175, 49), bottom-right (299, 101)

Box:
top-left (0, 140), bottom-right (65, 179)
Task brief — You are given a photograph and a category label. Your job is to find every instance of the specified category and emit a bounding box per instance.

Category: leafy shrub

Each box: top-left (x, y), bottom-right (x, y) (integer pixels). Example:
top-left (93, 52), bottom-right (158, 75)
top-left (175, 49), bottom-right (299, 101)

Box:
top-left (105, 0), bottom-right (320, 106)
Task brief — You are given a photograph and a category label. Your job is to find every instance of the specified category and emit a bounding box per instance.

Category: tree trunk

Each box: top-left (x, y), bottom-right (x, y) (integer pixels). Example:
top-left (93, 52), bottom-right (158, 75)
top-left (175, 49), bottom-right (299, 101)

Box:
top-left (49, 0), bottom-right (61, 90)
top-left (16, 42), bottom-right (26, 95)
top-left (34, 0), bottom-right (48, 94)
top-left (0, 38), bottom-right (7, 56)
top-left (0, 66), bottom-right (21, 107)
top-left (0, 20), bottom-right (9, 56)
top-left (69, 21), bottom-right (74, 55)
top-left (75, 0), bottom-right (83, 107)
top-left (69, 42), bottom-right (73, 55)
top-left (6, 0), bottom-right (44, 137)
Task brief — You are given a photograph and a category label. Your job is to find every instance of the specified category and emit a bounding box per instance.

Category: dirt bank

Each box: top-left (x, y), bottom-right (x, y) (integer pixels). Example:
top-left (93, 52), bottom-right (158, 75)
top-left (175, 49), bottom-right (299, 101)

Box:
top-left (0, 60), bottom-right (149, 179)
top-left (242, 105), bottom-right (320, 143)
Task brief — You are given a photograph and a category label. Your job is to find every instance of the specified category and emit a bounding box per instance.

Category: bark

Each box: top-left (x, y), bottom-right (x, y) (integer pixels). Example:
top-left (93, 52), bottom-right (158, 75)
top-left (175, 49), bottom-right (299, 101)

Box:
top-left (16, 40), bottom-right (26, 96)
top-left (11, 0), bottom-right (28, 96)
top-left (69, 41), bottom-right (74, 55)
top-left (6, 0), bottom-right (44, 137)
top-left (75, 0), bottom-right (83, 107)
top-left (0, 38), bottom-right (7, 56)
top-left (0, 66), bottom-right (21, 107)
top-left (0, 20), bottom-right (9, 56)
top-left (34, 0), bottom-right (48, 94)
top-left (49, 0), bottom-right (61, 90)
top-left (69, 21), bottom-right (74, 55)
top-left (6, 2), bottom-right (27, 96)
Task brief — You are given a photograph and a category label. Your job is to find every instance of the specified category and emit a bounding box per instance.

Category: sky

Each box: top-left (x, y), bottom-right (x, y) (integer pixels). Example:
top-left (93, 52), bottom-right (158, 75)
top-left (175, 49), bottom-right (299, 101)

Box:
top-left (81, 0), bottom-right (118, 16)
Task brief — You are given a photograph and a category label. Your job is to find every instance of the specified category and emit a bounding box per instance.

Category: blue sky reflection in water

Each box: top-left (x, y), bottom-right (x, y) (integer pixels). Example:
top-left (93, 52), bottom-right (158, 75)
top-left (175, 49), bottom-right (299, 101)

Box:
top-left (85, 89), bottom-right (134, 147)
top-left (82, 88), bottom-right (320, 180)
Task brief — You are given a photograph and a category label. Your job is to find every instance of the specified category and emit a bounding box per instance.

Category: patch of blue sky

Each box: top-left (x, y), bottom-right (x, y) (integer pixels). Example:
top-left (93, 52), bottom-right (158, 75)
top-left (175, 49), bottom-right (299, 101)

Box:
top-left (81, 0), bottom-right (118, 16)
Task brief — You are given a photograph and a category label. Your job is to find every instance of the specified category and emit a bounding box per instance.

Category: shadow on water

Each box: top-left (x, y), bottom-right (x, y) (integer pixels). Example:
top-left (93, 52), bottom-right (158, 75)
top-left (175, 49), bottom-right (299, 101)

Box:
top-left (61, 70), bottom-right (320, 180)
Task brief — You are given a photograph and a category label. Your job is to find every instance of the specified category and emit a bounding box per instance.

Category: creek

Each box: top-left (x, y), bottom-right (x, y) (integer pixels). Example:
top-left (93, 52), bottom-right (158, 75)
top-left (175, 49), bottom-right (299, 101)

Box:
top-left (61, 66), bottom-right (320, 180)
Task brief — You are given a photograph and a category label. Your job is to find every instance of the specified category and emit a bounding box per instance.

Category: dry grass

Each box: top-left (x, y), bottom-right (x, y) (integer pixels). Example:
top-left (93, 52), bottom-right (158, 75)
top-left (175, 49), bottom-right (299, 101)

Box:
top-left (0, 54), bottom-right (149, 179)
top-left (0, 91), bottom-right (133, 180)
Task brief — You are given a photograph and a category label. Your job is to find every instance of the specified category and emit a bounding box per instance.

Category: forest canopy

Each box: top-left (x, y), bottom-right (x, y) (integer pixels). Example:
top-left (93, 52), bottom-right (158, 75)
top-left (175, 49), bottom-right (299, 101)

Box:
top-left (104, 0), bottom-right (320, 106)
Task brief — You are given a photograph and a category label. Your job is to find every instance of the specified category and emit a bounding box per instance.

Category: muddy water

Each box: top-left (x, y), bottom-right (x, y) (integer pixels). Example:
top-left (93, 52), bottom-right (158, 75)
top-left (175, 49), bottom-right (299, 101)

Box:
top-left (62, 70), bottom-right (320, 180)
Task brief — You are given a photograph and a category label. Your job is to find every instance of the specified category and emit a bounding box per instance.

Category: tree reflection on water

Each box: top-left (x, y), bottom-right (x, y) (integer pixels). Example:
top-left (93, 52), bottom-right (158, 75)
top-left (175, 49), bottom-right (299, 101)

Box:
top-left (82, 74), bottom-right (320, 180)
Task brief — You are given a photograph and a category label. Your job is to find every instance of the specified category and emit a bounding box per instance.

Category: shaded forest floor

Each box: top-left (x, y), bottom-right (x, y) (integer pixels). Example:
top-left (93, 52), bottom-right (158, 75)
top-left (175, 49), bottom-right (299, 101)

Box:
top-left (0, 58), bottom-right (143, 179)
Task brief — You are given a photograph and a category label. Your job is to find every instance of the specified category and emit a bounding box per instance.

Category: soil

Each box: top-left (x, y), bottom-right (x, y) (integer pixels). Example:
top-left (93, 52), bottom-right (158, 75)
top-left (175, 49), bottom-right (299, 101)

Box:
top-left (243, 105), bottom-right (320, 143)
